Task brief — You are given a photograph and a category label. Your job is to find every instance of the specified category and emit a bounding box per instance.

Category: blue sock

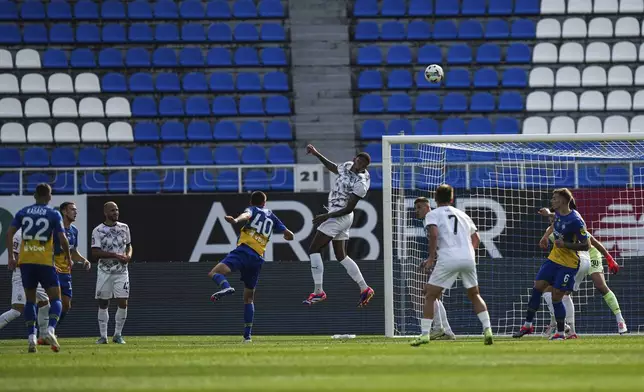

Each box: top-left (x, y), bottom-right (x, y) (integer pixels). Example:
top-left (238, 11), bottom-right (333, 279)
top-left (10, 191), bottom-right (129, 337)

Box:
top-left (525, 288), bottom-right (542, 323)
top-left (243, 303), bottom-right (254, 340)
top-left (58, 311), bottom-right (67, 326)
top-left (48, 299), bottom-right (62, 328)
top-left (553, 300), bottom-right (566, 332)
top-left (24, 302), bottom-right (37, 337)
top-left (212, 273), bottom-right (231, 290)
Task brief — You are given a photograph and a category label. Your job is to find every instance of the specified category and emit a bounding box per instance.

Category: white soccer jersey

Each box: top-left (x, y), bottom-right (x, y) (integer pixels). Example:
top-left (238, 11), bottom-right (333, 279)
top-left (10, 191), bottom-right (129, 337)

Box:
top-left (425, 206), bottom-right (477, 263)
top-left (327, 161), bottom-right (370, 212)
top-left (92, 222), bottom-right (131, 274)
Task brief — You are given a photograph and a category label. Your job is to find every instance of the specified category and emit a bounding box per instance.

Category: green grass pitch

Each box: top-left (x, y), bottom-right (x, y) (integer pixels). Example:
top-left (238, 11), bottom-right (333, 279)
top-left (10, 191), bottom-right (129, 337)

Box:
top-left (1, 335), bottom-right (643, 391)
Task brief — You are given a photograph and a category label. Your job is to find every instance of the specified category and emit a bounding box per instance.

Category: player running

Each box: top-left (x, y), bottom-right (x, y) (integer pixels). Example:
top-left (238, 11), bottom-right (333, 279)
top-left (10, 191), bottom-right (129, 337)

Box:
top-left (413, 197), bottom-right (455, 340)
top-left (92, 201), bottom-right (132, 345)
top-left (411, 184), bottom-right (493, 346)
top-left (513, 188), bottom-right (590, 340)
top-left (302, 144), bottom-right (375, 307)
top-left (5, 183), bottom-right (71, 352)
top-left (208, 191), bottom-right (294, 343)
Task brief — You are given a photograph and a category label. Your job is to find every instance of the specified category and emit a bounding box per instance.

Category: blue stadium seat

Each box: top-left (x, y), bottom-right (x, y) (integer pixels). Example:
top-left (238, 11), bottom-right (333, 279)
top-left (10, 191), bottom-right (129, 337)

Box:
top-left (132, 146), bottom-right (159, 166)
top-left (361, 120), bottom-right (385, 139)
top-left (353, 0), bottom-right (378, 16)
top-left (235, 23), bottom-right (259, 41)
top-left (102, 73), bottom-right (127, 92)
top-left (443, 93), bottom-right (467, 112)
top-left (502, 68), bottom-right (527, 87)
top-left (182, 23), bottom-right (206, 42)
top-left (216, 171), bottom-right (239, 191)
top-left (391, 146), bottom-right (418, 163)
top-left (444, 167), bottom-right (466, 189)
top-left (106, 147), bottom-right (131, 166)
top-left (52, 172), bottom-right (74, 194)
top-left (129, 72), bottom-right (154, 92)
top-left (485, 20), bottom-right (509, 39)
top-left (435, 0), bottom-right (459, 15)
top-left (442, 118), bottom-right (466, 135)
top-left (506, 43), bottom-right (531, 64)
top-left (355, 21), bottom-right (379, 41)
top-left (418, 45), bottom-right (442, 64)
top-left (156, 72), bottom-right (180, 92)
top-left (364, 144), bottom-right (382, 163)
top-left (214, 146), bottom-right (240, 164)
top-left (240, 121), bottom-right (265, 140)
top-left (179, 47), bottom-right (204, 66)
top-left (446, 149), bottom-right (468, 162)
top-left (183, 72), bottom-right (208, 92)
top-left (381, 21), bottom-right (405, 41)
top-left (181, 0), bottom-right (205, 18)
top-left (470, 150), bottom-right (497, 161)
top-left (189, 170), bottom-right (215, 192)
top-left (470, 93), bottom-right (495, 112)
top-left (161, 146), bottom-right (186, 165)
top-left (76, 24), bottom-right (100, 43)
top-left (233, 47), bottom-right (258, 66)
top-left (213, 96), bottom-right (237, 116)
top-left (266, 95), bottom-right (290, 115)
top-left (407, 21), bottom-right (431, 40)
top-left (515, 0), bottom-right (540, 14)
top-left (187, 121), bottom-right (212, 141)
top-left (489, 0), bottom-right (513, 15)
top-left (242, 145), bottom-right (267, 164)
top-left (135, 172), bottom-right (161, 194)
top-left (126, 48), bottom-right (150, 67)
top-left (208, 23), bottom-right (233, 42)
top-left (130, 24), bottom-right (153, 43)
top-left (462, 0), bottom-right (485, 15)
top-left (132, 97), bottom-right (157, 117)
top-left (161, 122), bottom-right (185, 141)
top-left (476, 43), bottom-right (501, 64)
top-left (103, 24), bottom-right (126, 43)
top-left (240, 96), bottom-right (265, 115)
top-left (382, 0), bottom-right (406, 16)
top-left (386, 45), bottom-right (410, 65)
top-left (467, 118), bottom-right (493, 135)
top-left (78, 147), bottom-right (104, 166)
top-left (237, 72), bottom-right (262, 92)
top-left (498, 92), bottom-right (523, 112)
top-left (261, 23), bottom-right (285, 41)
top-left (370, 168), bottom-right (383, 190)
top-left (445, 69), bottom-right (470, 88)
top-left (473, 68), bottom-right (498, 88)
top-left (188, 147), bottom-right (214, 165)
top-left (134, 122), bottom-right (160, 141)
top-left (155, 0), bottom-right (179, 19)
top-left (415, 93), bottom-right (440, 113)
top-left (102, 1), bottom-right (125, 19)
top-left (186, 97), bottom-right (210, 116)
top-left (107, 171), bottom-right (128, 193)
top-left (264, 71), bottom-right (288, 91)
top-left (388, 70), bottom-right (412, 89)
top-left (159, 97), bottom-right (184, 116)
top-left (128, 1), bottom-right (153, 19)
top-left (51, 148), bottom-right (76, 167)
top-left (163, 171), bottom-right (184, 193)
top-left (415, 119), bottom-right (439, 135)
top-left (259, 0), bottom-right (284, 17)
top-left (44, 49), bottom-right (68, 68)
top-left (387, 119), bottom-right (412, 135)
top-left (214, 121), bottom-right (238, 140)
top-left (408, 0), bottom-right (432, 15)
top-left (0, 148), bottom-right (20, 167)
top-left (447, 45), bottom-right (472, 64)
top-left (50, 24), bottom-right (74, 44)
top-left (234, 0), bottom-right (257, 18)
top-left (21, 1), bottom-right (45, 20)
top-left (70, 49), bottom-right (95, 67)
top-left (470, 166), bottom-right (494, 188)
top-left (605, 166), bottom-right (630, 187)
top-left (207, 48), bottom-right (232, 66)
top-left (578, 166), bottom-right (604, 187)
top-left (23, 25), bottom-right (47, 44)
top-left (0, 1), bottom-right (18, 20)
top-left (268, 145), bottom-right (295, 164)
top-left (358, 70), bottom-right (383, 90)
top-left (511, 19), bottom-right (536, 39)
top-left (271, 169), bottom-right (294, 191)
top-left (434, 20), bottom-right (457, 39)
top-left (267, 121), bottom-right (292, 140)
top-left (387, 94), bottom-right (412, 113)
top-left (153, 48), bottom-right (177, 67)
top-left (0, 25), bottom-right (19, 44)
top-left (207, 1), bottom-right (230, 18)
top-left (495, 117), bottom-right (519, 134)
top-left (81, 172), bottom-right (107, 194)
top-left (156, 23), bottom-right (179, 42)
top-left (359, 94), bottom-right (384, 113)
top-left (0, 173), bottom-right (19, 195)
top-left (99, 48), bottom-right (123, 67)
top-left (74, 1), bottom-right (98, 19)
top-left (261, 47), bottom-right (287, 66)
top-left (210, 73), bottom-right (234, 92)
top-left (24, 148), bottom-right (49, 167)
top-left (244, 170), bottom-right (270, 191)
top-left (459, 20), bottom-right (483, 39)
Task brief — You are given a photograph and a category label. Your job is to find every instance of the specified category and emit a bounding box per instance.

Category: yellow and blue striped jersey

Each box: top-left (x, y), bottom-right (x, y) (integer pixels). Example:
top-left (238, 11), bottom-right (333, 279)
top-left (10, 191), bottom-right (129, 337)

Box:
top-left (12, 203), bottom-right (64, 266)
top-left (54, 225), bottom-right (78, 273)
top-left (238, 206), bottom-right (286, 257)
top-left (549, 209), bottom-right (589, 268)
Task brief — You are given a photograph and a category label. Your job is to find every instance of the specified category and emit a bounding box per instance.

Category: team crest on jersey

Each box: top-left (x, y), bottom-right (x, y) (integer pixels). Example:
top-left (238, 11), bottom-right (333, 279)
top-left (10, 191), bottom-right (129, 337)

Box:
top-left (580, 227), bottom-right (587, 236)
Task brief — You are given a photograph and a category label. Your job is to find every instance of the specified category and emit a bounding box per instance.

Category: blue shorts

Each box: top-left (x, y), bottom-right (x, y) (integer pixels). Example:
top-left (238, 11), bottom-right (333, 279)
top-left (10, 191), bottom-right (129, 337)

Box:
top-left (535, 259), bottom-right (578, 291)
top-left (20, 264), bottom-right (59, 291)
top-left (221, 245), bottom-right (264, 289)
top-left (58, 273), bottom-right (72, 298)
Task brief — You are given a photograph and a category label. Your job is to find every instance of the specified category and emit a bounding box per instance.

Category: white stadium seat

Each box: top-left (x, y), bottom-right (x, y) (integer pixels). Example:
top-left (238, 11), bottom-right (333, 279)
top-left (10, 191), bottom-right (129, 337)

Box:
top-left (612, 41), bottom-right (637, 62)
top-left (553, 91), bottom-right (578, 111)
top-left (585, 42), bottom-right (610, 62)
top-left (533, 43), bottom-right (558, 63)
top-left (562, 18), bottom-right (587, 38)
top-left (522, 117), bottom-right (548, 134)
top-left (595, 0), bottom-right (618, 13)
top-left (630, 115), bottom-right (644, 133)
top-left (567, 0), bottom-right (592, 13)
top-left (588, 18), bottom-right (613, 37)
top-left (615, 17), bottom-right (640, 37)
top-left (582, 66), bottom-right (607, 86)
top-left (106, 97), bottom-right (131, 117)
top-left (79, 97), bottom-right (105, 118)
top-left (633, 91), bottom-right (644, 110)
top-left (604, 116), bottom-right (629, 134)
top-left (541, 0), bottom-right (565, 14)
top-left (0, 98), bottom-right (22, 118)
top-left (75, 73), bottom-right (101, 93)
top-left (577, 116), bottom-right (602, 134)
top-left (549, 116), bottom-right (575, 134)
top-left (52, 97), bottom-right (78, 118)
top-left (48, 73), bottom-right (73, 93)
top-left (0, 123), bottom-right (26, 142)
top-left (536, 19), bottom-right (561, 39)
top-left (0, 49), bottom-right (12, 69)
top-left (15, 49), bottom-right (41, 69)
top-left (636, 66), bottom-right (644, 85)
top-left (556, 67), bottom-right (581, 87)
top-left (0, 74), bottom-right (19, 93)
top-left (24, 98), bottom-right (50, 118)
top-left (606, 90), bottom-right (632, 110)
top-left (81, 122), bottom-right (107, 142)
top-left (27, 122), bottom-right (53, 143)
top-left (108, 122), bottom-right (134, 142)
top-left (526, 91), bottom-right (552, 111)
top-left (639, 43), bottom-right (644, 60)
top-left (579, 91), bottom-right (605, 110)
top-left (559, 42), bottom-right (584, 63)
top-left (620, 0), bottom-right (644, 12)
top-left (21, 74), bottom-right (46, 93)
top-left (54, 122), bottom-right (81, 143)
top-left (608, 65), bottom-right (633, 86)
top-left (529, 67), bottom-right (554, 87)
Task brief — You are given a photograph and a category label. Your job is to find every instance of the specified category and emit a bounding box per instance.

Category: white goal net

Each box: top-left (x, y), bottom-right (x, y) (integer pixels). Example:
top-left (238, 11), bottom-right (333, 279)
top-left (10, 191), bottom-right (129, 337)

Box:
top-left (383, 134), bottom-right (644, 337)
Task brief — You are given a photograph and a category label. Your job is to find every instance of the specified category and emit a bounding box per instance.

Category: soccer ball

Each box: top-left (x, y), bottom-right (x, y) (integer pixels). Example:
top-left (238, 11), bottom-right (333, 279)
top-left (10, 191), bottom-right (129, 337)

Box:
top-left (424, 64), bottom-right (444, 84)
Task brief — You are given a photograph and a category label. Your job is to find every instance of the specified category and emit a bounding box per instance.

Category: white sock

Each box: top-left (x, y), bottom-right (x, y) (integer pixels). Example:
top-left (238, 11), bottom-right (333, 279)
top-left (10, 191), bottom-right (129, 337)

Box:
top-left (543, 292), bottom-right (555, 324)
top-left (0, 308), bottom-right (21, 330)
top-left (438, 300), bottom-right (453, 334)
top-left (340, 256), bottom-right (368, 291)
top-left (563, 295), bottom-right (575, 333)
top-left (432, 300), bottom-right (443, 330)
top-left (114, 307), bottom-right (127, 336)
top-left (616, 312), bottom-right (625, 324)
top-left (28, 333), bottom-right (37, 344)
top-left (421, 318), bottom-right (433, 336)
top-left (310, 253), bottom-right (324, 294)
top-left (47, 325), bottom-right (55, 336)
top-left (38, 305), bottom-right (50, 336)
top-left (477, 311), bottom-right (491, 330)
top-left (98, 308), bottom-right (109, 338)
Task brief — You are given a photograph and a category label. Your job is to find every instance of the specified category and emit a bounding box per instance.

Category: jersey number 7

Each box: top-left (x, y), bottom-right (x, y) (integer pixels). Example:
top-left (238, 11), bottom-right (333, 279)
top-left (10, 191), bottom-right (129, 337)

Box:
top-left (448, 214), bottom-right (458, 235)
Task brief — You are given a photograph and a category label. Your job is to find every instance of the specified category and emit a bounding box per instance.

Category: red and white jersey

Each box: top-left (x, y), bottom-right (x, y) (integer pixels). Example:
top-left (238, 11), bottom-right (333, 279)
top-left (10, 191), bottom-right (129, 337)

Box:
top-left (425, 206), bottom-right (477, 263)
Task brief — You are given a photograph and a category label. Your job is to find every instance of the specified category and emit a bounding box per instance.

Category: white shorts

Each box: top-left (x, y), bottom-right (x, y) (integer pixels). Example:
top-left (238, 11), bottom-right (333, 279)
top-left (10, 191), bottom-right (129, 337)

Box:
top-left (573, 256), bottom-right (591, 292)
top-left (317, 212), bottom-right (353, 241)
top-left (428, 259), bottom-right (478, 290)
top-left (95, 270), bottom-right (130, 300)
top-left (11, 269), bottom-right (49, 305)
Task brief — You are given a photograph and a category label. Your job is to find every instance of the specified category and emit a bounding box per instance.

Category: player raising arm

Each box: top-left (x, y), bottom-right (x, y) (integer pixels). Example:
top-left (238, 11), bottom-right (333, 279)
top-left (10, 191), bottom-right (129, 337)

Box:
top-left (208, 191), bottom-right (294, 343)
top-left (302, 144), bottom-right (375, 307)
top-left (411, 184), bottom-right (493, 347)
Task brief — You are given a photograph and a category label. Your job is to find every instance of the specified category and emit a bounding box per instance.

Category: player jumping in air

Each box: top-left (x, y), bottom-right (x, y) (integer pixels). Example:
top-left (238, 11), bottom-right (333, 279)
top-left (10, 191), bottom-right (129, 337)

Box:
top-left (5, 183), bottom-right (71, 353)
top-left (208, 191), bottom-right (294, 343)
top-left (302, 144), bottom-right (375, 307)
top-left (411, 184), bottom-right (493, 346)
top-left (413, 197), bottom-right (455, 340)
top-left (513, 188), bottom-right (590, 340)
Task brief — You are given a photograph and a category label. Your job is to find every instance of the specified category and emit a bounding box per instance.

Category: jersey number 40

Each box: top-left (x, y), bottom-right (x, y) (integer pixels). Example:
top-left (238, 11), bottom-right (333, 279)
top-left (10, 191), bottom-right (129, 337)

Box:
top-left (250, 214), bottom-right (274, 237)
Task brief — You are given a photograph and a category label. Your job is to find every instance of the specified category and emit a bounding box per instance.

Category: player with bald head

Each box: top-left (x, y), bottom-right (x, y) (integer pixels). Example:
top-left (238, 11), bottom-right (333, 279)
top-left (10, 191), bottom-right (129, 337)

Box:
top-left (91, 201), bottom-right (132, 344)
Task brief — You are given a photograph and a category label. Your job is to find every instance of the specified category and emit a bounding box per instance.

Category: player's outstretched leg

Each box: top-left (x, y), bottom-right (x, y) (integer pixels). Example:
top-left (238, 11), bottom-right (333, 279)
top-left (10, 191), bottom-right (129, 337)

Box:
top-left (0, 306), bottom-right (22, 331)
top-left (333, 241), bottom-right (374, 307)
top-left (243, 289), bottom-right (255, 343)
top-left (208, 263), bottom-right (236, 302)
top-left (411, 285), bottom-right (442, 347)
top-left (36, 302), bottom-right (50, 345)
top-left (303, 232), bottom-right (332, 306)
top-left (542, 290), bottom-right (557, 336)
top-left (24, 301), bottom-right (38, 353)
top-left (44, 286), bottom-right (63, 353)
top-left (591, 272), bottom-right (627, 334)
top-left (466, 286), bottom-right (493, 345)
top-left (562, 294), bottom-right (577, 338)
top-left (513, 280), bottom-right (548, 338)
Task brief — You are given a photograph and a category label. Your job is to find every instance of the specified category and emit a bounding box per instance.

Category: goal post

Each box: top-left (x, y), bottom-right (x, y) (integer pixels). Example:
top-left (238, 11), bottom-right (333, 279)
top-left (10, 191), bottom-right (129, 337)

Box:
top-left (383, 133), bottom-right (644, 338)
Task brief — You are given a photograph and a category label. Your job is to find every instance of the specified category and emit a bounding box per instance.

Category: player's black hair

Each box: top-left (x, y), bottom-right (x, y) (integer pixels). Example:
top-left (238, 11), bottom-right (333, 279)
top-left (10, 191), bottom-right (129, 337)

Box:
top-left (34, 183), bottom-right (51, 199)
top-left (356, 152), bottom-right (371, 165)
top-left (250, 191), bottom-right (267, 206)
top-left (59, 201), bottom-right (74, 212)
top-left (414, 197), bottom-right (430, 205)
top-left (435, 184), bottom-right (453, 204)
